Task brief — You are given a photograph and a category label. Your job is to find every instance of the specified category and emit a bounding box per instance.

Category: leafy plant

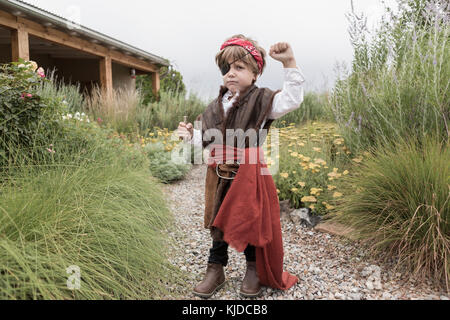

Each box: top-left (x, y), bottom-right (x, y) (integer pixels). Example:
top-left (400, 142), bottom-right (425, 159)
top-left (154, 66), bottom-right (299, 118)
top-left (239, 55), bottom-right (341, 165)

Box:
top-left (331, 0), bottom-right (449, 154)
top-left (136, 64), bottom-right (186, 104)
top-left (144, 141), bottom-right (191, 183)
top-left (0, 60), bottom-right (66, 166)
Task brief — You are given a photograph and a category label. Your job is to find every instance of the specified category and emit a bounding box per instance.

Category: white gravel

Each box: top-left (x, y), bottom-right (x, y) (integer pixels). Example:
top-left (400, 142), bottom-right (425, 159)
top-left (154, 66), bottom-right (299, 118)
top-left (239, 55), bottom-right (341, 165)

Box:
top-left (162, 164), bottom-right (449, 300)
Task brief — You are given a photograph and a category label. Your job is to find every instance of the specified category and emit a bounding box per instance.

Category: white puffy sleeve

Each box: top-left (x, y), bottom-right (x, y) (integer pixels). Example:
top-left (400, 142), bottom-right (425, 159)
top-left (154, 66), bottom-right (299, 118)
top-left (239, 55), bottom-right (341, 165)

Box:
top-left (268, 67), bottom-right (306, 120)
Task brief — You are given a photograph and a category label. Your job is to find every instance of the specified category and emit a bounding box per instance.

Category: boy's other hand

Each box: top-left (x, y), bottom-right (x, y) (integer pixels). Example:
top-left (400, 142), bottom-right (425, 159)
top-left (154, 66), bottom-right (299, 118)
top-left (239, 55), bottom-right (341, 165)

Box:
top-left (177, 122), bottom-right (193, 140)
top-left (269, 42), bottom-right (296, 68)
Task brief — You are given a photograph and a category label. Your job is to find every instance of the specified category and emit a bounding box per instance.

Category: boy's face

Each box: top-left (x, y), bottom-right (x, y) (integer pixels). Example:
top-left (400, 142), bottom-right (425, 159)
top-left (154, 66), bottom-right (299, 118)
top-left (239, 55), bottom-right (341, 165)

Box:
top-left (222, 59), bottom-right (257, 95)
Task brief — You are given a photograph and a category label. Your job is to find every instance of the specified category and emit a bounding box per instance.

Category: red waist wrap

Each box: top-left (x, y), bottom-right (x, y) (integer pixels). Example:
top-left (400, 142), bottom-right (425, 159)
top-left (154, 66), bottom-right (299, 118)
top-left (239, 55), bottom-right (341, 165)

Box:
top-left (207, 144), bottom-right (298, 290)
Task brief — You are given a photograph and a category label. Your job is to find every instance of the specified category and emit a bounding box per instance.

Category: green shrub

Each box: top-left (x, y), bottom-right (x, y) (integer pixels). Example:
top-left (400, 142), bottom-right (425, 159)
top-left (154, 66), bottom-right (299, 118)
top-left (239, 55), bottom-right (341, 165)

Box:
top-left (36, 67), bottom-right (85, 114)
top-left (144, 142), bottom-right (191, 183)
top-left (0, 158), bottom-right (178, 299)
top-left (331, 0), bottom-right (449, 154)
top-left (327, 134), bottom-right (449, 291)
top-left (0, 115), bottom-right (181, 299)
top-left (136, 64), bottom-right (185, 105)
top-left (0, 60), bottom-right (66, 166)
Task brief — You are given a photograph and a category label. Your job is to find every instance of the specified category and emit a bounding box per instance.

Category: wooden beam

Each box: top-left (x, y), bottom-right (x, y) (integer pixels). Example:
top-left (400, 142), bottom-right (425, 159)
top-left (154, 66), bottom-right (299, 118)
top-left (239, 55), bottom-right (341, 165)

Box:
top-left (1, 9), bottom-right (160, 74)
top-left (0, 10), bottom-right (18, 29)
top-left (100, 56), bottom-right (113, 96)
top-left (0, 13), bottom-right (159, 72)
top-left (151, 71), bottom-right (160, 96)
top-left (11, 23), bottom-right (29, 61)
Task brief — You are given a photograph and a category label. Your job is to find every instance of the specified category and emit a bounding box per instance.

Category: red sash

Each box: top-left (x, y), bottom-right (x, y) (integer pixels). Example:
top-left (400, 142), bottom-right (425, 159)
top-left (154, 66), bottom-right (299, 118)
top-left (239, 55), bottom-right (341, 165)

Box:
top-left (207, 144), bottom-right (298, 290)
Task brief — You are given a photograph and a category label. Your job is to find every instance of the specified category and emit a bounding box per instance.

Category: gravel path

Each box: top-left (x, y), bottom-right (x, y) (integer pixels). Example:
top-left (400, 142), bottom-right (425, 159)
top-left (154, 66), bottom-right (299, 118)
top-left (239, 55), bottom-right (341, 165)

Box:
top-left (162, 164), bottom-right (449, 300)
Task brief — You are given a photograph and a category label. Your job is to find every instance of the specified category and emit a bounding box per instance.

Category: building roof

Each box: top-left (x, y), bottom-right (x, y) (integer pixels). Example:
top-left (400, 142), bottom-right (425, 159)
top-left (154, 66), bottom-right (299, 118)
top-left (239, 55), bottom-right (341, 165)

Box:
top-left (0, 0), bottom-right (170, 67)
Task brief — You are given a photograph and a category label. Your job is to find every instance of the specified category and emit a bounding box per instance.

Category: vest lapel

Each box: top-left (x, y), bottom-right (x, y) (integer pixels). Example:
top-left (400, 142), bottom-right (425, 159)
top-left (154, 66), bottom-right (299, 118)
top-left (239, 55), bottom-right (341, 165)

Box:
top-left (217, 84), bottom-right (257, 133)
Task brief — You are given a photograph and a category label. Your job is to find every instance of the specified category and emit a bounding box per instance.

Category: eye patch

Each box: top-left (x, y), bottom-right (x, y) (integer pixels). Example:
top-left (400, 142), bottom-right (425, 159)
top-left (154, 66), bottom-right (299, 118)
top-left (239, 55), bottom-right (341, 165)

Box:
top-left (220, 52), bottom-right (251, 76)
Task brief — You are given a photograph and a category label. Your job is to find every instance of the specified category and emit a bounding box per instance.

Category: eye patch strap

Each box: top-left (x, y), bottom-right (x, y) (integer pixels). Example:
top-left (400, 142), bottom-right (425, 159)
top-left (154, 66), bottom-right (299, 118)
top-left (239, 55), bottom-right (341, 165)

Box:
top-left (220, 51), bottom-right (252, 76)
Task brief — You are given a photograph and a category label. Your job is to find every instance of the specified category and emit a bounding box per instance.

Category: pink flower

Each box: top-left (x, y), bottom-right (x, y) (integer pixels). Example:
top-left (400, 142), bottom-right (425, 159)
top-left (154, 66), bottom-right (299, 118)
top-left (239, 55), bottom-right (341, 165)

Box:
top-left (37, 67), bottom-right (45, 78)
top-left (21, 92), bottom-right (32, 99)
top-left (97, 117), bottom-right (103, 124)
top-left (47, 144), bottom-right (55, 153)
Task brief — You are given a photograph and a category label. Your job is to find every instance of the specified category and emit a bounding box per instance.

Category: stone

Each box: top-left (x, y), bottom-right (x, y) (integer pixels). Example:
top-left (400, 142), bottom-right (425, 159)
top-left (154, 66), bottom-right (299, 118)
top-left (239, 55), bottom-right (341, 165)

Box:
top-left (163, 164), bottom-right (448, 300)
top-left (382, 292), bottom-right (392, 299)
top-left (314, 221), bottom-right (357, 240)
top-left (334, 292), bottom-right (346, 300)
top-left (373, 280), bottom-right (382, 290)
top-left (349, 293), bottom-right (362, 300)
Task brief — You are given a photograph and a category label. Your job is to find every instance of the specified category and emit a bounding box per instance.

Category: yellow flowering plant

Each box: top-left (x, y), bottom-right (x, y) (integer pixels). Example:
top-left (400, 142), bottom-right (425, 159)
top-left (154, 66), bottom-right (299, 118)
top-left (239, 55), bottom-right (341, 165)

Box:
top-left (271, 120), bottom-right (356, 214)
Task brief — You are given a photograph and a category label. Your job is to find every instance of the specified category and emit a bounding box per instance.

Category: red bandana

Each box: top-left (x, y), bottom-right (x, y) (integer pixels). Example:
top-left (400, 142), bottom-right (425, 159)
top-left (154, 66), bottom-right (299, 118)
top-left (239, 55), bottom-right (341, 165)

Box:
top-left (220, 38), bottom-right (264, 74)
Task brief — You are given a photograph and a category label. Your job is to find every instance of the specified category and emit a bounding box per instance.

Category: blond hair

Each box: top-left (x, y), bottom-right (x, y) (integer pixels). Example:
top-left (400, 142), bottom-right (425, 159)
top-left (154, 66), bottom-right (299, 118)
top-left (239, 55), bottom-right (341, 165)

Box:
top-left (215, 34), bottom-right (266, 83)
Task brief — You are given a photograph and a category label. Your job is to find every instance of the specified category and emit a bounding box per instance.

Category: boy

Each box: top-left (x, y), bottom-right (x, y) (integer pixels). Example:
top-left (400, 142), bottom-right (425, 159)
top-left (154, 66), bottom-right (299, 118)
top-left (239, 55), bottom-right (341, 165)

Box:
top-left (178, 34), bottom-right (305, 298)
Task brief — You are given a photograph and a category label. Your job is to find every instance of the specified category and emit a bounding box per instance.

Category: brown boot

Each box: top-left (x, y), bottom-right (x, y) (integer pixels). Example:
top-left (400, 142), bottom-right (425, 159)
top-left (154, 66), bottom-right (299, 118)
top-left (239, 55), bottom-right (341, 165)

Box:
top-left (240, 261), bottom-right (262, 297)
top-left (192, 263), bottom-right (226, 298)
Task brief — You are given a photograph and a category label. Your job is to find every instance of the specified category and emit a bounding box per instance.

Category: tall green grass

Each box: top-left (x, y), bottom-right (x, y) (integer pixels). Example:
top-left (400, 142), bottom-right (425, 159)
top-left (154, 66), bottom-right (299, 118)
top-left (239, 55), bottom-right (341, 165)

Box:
top-left (331, 0), bottom-right (449, 154)
top-left (328, 134), bottom-right (449, 292)
top-left (36, 67), bottom-right (85, 114)
top-left (136, 89), bottom-right (207, 134)
top-left (84, 86), bottom-right (142, 136)
top-left (272, 91), bottom-right (334, 128)
top-left (0, 121), bottom-right (182, 299)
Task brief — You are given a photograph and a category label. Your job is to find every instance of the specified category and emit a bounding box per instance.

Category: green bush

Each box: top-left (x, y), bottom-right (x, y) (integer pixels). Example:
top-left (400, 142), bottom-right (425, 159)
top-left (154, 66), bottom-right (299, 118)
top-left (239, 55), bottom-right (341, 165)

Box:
top-left (136, 64), bottom-right (185, 105)
top-left (331, 0), bottom-right (449, 154)
top-left (36, 67), bottom-right (85, 114)
top-left (0, 60), bottom-right (66, 165)
top-left (144, 141), bottom-right (191, 183)
top-left (0, 115), bottom-right (181, 299)
top-left (3, 109), bottom-right (147, 181)
top-left (0, 158), bottom-right (178, 299)
top-left (327, 134), bottom-right (449, 291)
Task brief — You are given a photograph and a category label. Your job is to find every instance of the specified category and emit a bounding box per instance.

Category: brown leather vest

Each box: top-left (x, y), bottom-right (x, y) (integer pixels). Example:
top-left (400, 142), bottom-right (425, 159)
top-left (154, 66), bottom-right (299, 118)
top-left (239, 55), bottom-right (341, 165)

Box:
top-left (196, 84), bottom-right (281, 238)
top-left (196, 84), bottom-right (281, 150)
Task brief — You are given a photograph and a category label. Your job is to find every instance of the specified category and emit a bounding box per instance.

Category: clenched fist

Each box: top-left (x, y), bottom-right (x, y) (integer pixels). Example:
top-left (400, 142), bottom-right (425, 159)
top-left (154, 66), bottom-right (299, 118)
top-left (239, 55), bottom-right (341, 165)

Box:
top-left (269, 42), bottom-right (297, 68)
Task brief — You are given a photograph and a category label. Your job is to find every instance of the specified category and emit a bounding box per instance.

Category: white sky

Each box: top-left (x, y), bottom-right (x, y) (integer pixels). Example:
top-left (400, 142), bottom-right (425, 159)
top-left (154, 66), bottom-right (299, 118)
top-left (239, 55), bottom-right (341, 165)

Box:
top-left (25, 0), bottom-right (398, 102)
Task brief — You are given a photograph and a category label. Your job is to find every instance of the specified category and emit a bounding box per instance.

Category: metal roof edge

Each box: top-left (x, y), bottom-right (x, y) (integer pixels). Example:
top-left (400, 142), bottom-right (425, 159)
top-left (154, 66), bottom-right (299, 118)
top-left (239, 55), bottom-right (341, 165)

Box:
top-left (0, 0), bottom-right (170, 67)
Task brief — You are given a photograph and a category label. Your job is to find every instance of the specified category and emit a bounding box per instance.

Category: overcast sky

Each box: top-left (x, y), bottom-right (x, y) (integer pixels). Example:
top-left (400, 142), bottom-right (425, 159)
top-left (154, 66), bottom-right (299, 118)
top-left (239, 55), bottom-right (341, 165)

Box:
top-left (26, 0), bottom-right (397, 102)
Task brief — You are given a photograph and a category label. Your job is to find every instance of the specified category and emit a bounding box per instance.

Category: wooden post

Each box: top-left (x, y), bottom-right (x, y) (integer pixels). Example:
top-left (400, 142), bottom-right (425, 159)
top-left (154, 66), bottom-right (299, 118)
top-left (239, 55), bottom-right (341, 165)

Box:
top-left (151, 71), bottom-right (160, 99)
top-left (11, 24), bottom-right (29, 61)
top-left (99, 56), bottom-right (113, 96)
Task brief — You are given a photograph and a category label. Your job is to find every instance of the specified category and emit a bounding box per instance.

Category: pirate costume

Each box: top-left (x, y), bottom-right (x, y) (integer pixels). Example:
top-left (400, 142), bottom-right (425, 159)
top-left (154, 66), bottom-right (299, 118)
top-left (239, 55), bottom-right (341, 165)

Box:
top-left (191, 38), bottom-right (306, 298)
